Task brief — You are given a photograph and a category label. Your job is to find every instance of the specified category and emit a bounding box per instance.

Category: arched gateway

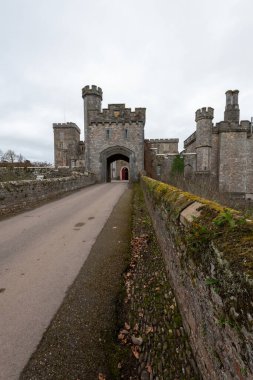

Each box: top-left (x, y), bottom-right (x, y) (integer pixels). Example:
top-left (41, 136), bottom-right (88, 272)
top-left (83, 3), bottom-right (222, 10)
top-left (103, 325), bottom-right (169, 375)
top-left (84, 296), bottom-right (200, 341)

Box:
top-left (53, 85), bottom-right (147, 182)
top-left (100, 146), bottom-right (135, 182)
top-left (82, 85), bottom-right (146, 182)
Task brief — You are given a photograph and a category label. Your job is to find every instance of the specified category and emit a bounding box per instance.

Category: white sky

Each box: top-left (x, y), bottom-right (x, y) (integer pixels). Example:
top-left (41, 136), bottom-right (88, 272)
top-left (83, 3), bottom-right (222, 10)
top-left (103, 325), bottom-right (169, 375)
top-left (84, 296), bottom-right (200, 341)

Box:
top-left (1, 0), bottom-right (253, 163)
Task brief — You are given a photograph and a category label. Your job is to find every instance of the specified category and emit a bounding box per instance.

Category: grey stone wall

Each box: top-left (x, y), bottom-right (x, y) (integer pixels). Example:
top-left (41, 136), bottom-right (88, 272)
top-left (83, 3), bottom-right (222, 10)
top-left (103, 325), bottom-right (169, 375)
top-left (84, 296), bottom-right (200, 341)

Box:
top-left (144, 139), bottom-right (178, 154)
top-left (210, 132), bottom-right (219, 177)
top-left (81, 86), bottom-right (146, 182)
top-left (183, 90), bottom-right (253, 198)
top-left (144, 139), bottom-right (179, 180)
top-left (0, 173), bottom-right (95, 216)
top-left (195, 107), bottom-right (213, 173)
top-left (246, 135), bottom-right (253, 195)
top-left (86, 121), bottom-right (144, 181)
top-left (219, 130), bottom-right (248, 193)
top-left (53, 123), bottom-right (84, 167)
top-left (142, 176), bottom-right (253, 380)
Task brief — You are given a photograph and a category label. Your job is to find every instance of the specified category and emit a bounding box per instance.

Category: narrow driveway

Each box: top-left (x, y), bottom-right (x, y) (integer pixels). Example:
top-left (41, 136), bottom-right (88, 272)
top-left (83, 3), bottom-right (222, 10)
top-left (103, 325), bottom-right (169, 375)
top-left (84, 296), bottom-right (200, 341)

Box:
top-left (0, 182), bottom-right (128, 380)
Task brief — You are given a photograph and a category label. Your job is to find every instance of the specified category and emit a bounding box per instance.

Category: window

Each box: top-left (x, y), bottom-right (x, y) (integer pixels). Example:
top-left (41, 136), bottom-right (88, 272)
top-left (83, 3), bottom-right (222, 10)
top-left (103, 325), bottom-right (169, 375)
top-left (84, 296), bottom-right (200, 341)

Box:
top-left (124, 129), bottom-right (128, 139)
top-left (106, 129), bottom-right (111, 139)
top-left (157, 165), bottom-right (161, 176)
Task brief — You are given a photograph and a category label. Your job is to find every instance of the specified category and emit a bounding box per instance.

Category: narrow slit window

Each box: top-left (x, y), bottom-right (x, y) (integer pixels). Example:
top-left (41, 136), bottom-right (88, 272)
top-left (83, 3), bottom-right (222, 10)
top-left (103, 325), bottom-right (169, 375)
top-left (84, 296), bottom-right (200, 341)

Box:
top-left (106, 129), bottom-right (111, 139)
top-left (125, 129), bottom-right (128, 139)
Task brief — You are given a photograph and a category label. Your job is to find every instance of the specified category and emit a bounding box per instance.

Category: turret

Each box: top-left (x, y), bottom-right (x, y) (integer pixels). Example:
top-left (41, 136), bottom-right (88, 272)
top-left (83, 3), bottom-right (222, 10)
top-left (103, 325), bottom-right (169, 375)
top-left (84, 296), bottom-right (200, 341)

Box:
top-left (224, 90), bottom-right (240, 123)
top-left (195, 107), bottom-right (214, 172)
top-left (82, 85), bottom-right (103, 133)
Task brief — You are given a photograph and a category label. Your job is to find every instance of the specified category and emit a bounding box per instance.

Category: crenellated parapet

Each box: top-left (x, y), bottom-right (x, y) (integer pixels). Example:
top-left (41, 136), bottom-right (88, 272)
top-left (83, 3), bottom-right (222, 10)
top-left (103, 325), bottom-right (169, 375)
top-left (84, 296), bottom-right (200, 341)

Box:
top-left (224, 90), bottom-right (240, 122)
top-left (82, 85), bottom-right (103, 100)
top-left (195, 107), bottom-right (214, 122)
top-left (53, 122), bottom-right (80, 133)
top-left (184, 131), bottom-right (196, 148)
top-left (88, 104), bottom-right (146, 125)
top-left (145, 138), bottom-right (179, 143)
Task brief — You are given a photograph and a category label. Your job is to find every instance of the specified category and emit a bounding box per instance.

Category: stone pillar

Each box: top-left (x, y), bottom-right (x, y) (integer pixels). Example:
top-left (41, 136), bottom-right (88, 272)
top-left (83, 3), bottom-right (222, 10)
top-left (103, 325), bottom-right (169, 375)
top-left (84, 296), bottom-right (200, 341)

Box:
top-left (195, 107), bottom-right (214, 172)
top-left (224, 89), bottom-right (240, 123)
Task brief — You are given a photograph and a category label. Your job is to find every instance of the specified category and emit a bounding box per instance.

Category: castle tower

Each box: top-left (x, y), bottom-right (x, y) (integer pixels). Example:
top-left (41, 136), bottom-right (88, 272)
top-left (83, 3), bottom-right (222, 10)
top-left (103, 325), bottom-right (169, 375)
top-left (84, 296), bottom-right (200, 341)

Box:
top-left (81, 85), bottom-right (103, 171)
top-left (82, 85), bottom-right (103, 134)
top-left (224, 90), bottom-right (240, 123)
top-left (195, 107), bottom-right (214, 172)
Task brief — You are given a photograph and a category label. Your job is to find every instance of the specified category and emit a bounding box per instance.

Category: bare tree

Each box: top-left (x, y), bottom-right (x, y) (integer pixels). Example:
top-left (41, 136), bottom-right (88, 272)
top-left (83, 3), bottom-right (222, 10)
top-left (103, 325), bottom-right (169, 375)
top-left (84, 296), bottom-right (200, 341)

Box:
top-left (2, 150), bottom-right (18, 163)
top-left (17, 153), bottom-right (26, 162)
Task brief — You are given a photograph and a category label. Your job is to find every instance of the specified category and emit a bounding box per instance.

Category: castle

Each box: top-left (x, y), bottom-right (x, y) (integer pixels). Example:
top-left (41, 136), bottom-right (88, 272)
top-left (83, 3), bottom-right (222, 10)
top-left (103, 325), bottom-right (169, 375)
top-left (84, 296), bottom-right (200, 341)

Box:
top-left (183, 90), bottom-right (253, 200)
top-left (53, 85), bottom-right (253, 200)
top-left (53, 85), bottom-right (178, 182)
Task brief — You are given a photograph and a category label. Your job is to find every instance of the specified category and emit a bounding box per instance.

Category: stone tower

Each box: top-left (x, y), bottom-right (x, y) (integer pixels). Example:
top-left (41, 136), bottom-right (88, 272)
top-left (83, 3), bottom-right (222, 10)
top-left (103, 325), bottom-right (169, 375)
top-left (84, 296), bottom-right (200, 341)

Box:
top-left (53, 122), bottom-right (83, 167)
top-left (82, 85), bottom-right (103, 134)
top-left (224, 90), bottom-right (240, 123)
top-left (81, 84), bottom-right (146, 181)
top-left (195, 107), bottom-right (214, 172)
top-left (82, 85), bottom-right (103, 170)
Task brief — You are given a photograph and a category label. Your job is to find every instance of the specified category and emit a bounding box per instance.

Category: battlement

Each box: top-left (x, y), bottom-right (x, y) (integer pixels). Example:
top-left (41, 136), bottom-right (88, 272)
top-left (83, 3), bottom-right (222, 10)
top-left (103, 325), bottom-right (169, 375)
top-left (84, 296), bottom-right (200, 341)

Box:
top-left (108, 104), bottom-right (126, 110)
top-left (53, 122), bottom-right (80, 133)
top-left (82, 85), bottom-right (103, 99)
top-left (145, 139), bottom-right (179, 143)
top-left (88, 105), bottom-right (146, 125)
top-left (195, 107), bottom-right (214, 122)
top-left (216, 121), bottom-right (249, 133)
top-left (184, 131), bottom-right (196, 148)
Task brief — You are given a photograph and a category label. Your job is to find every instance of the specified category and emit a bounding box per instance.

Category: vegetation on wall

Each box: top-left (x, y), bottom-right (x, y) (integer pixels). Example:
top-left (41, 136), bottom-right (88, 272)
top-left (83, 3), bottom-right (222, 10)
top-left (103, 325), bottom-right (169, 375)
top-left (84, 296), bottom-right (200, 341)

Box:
top-left (171, 154), bottom-right (184, 175)
top-left (141, 175), bottom-right (253, 378)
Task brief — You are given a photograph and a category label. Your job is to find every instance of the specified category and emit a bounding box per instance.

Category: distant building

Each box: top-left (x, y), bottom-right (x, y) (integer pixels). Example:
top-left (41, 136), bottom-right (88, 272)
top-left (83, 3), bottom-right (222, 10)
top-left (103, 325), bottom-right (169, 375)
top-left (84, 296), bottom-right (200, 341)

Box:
top-left (53, 84), bottom-right (178, 182)
top-left (184, 90), bottom-right (253, 199)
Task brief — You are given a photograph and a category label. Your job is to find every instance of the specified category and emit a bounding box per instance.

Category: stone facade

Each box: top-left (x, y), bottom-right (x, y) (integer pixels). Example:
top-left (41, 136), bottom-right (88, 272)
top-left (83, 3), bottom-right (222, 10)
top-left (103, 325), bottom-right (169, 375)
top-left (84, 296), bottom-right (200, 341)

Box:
top-left (82, 86), bottom-right (146, 182)
top-left (184, 90), bottom-right (253, 199)
top-left (52, 85), bottom-right (179, 183)
top-left (53, 85), bottom-right (148, 182)
top-left (144, 139), bottom-right (179, 181)
top-left (53, 123), bottom-right (85, 168)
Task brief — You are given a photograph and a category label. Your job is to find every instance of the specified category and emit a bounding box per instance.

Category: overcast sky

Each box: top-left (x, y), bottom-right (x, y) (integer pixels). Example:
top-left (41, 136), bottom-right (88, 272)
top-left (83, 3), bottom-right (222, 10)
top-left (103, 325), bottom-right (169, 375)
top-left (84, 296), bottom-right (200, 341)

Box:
top-left (1, 0), bottom-right (253, 163)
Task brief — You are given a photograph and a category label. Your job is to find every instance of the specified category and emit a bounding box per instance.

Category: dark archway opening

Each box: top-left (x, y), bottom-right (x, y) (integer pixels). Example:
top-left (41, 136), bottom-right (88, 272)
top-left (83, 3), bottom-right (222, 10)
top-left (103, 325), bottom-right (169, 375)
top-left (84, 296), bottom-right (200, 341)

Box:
top-left (106, 153), bottom-right (129, 182)
top-left (121, 167), bottom-right (129, 180)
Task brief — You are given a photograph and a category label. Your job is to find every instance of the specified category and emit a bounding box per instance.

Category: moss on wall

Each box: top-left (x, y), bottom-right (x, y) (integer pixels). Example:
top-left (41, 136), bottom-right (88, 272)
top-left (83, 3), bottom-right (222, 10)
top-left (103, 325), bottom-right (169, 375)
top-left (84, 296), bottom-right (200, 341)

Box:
top-left (141, 175), bottom-right (253, 379)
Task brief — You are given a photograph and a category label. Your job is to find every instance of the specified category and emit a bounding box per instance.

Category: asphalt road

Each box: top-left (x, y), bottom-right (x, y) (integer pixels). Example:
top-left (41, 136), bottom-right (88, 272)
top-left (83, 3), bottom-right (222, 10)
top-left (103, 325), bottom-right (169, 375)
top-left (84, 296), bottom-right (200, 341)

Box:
top-left (0, 182), bottom-right (128, 380)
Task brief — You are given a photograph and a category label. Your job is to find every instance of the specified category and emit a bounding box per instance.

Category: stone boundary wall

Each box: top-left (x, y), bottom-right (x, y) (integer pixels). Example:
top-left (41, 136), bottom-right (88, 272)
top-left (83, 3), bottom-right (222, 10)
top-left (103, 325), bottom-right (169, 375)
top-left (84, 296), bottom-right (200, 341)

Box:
top-left (0, 166), bottom-right (87, 181)
top-left (0, 173), bottom-right (95, 216)
top-left (141, 176), bottom-right (253, 379)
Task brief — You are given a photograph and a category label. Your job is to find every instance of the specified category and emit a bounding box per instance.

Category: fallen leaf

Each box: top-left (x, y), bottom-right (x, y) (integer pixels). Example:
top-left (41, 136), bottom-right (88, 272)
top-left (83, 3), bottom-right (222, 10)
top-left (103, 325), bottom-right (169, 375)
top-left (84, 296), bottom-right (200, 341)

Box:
top-left (146, 364), bottom-right (152, 373)
top-left (124, 322), bottom-right (131, 330)
top-left (118, 333), bottom-right (125, 341)
top-left (131, 346), bottom-right (140, 359)
top-left (131, 335), bottom-right (143, 345)
top-left (98, 373), bottom-right (106, 380)
top-left (145, 325), bottom-right (154, 334)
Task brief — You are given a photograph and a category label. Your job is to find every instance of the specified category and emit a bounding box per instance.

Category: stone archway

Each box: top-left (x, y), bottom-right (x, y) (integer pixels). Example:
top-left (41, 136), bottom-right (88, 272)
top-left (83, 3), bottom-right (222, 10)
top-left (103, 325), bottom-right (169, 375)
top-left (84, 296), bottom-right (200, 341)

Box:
top-left (100, 146), bottom-right (136, 182)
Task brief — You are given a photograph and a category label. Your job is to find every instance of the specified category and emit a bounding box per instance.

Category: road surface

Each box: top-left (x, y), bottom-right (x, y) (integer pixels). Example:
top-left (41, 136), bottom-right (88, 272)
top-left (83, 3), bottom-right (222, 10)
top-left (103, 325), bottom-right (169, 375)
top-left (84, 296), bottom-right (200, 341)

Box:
top-left (0, 182), bottom-right (128, 380)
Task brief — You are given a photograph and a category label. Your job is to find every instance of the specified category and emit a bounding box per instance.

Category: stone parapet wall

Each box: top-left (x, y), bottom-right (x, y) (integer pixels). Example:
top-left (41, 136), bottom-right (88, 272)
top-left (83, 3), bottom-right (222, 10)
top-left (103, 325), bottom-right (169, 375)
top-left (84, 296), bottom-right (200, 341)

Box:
top-left (141, 176), bottom-right (253, 379)
top-left (0, 173), bottom-right (95, 216)
top-left (0, 167), bottom-right (89, 182)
